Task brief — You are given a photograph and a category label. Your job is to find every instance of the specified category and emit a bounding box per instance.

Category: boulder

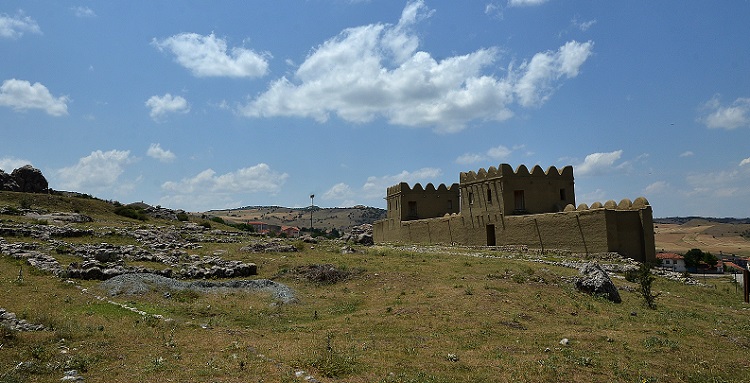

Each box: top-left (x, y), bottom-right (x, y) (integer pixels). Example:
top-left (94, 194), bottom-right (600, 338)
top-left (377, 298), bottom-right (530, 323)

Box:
top-left (10, 165), bottom-right (48, 193)
top-left (0, 170), bottom-right (20, 191)
top-left (574, 262), bottom-right (622, 303)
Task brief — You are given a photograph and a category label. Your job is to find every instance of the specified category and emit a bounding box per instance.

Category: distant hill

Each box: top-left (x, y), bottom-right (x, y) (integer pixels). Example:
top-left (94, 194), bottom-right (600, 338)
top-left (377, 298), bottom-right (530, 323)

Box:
top-left (654, 216), bottom-right (750, 225)
top-left (205, 205), bottom-right (387, 231)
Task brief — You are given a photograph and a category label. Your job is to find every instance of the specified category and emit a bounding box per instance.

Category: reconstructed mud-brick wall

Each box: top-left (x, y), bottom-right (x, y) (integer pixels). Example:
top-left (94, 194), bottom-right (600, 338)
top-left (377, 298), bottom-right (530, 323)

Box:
top-left (374, 197), bottom-right (655, 263)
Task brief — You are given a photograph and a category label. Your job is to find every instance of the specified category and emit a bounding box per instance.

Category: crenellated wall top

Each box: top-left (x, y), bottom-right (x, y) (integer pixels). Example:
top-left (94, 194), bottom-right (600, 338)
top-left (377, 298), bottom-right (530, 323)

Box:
top-left (459, 163), bottom-right (573, 183)
top-left (562, 196), bottom-right (651, 212)
top-left (387, 182), bottom-right (460, 196)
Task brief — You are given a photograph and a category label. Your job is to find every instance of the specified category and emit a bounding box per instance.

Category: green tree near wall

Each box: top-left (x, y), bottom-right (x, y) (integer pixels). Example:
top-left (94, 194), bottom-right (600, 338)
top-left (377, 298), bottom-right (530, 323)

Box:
top-left (683, 248), bottom-right (718, 270)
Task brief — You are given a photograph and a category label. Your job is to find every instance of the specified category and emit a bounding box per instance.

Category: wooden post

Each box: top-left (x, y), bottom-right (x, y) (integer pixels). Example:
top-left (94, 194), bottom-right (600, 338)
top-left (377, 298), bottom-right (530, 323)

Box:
top-left (744, 269), bottom-right (749, 303)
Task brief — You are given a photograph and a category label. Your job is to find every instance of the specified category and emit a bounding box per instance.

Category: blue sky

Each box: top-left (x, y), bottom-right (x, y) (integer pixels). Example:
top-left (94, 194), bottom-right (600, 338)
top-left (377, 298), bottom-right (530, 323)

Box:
top-left (2, 1), bottom-right (749, 217)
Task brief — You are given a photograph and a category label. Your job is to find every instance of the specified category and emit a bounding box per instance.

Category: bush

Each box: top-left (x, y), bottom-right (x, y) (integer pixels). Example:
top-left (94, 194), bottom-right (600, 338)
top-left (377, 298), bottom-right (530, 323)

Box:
top-left (632, 262), bottom-right (659, 309)
top-left (176, 212), bottom-right (189, 221)
top-left (114, 206), bottom-right (148, 221)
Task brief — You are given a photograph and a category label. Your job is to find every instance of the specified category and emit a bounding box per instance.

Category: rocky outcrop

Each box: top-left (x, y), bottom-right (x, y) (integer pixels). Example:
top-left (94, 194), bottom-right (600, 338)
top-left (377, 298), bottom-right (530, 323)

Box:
top-left (574, 262), bottom-right (622, 303)
top-left (0, 308), bottom-right (46, 331)
top-left (0, 165), bottom-right (48, 193)
top-left (0, 170), bottom-right (19, 191)
top-left (340, 223), bottom-right (373, 245)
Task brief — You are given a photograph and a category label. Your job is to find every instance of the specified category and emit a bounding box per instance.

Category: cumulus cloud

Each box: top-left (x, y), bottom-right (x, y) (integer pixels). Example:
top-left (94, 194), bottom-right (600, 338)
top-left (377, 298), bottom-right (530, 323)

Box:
top-left (323, 182), bottom-right (354, 201)
top-left (685, 167), bottom-right (749, 199)
top-left (740, 157), bottom-right (750, 167)
top-left (71, 6), bottom-right (96, 18)
top-left (146, 143), bottom-right (176, 163)
top-left (508, 0), bottom-right (548, 6)
top-left (152, 32), bottom-right (270, 78)
top-left (513, 40), bottom-right (594, 107)
top-left (363, 167), bottom-right (442, 197)
top-left (56, 150), bottom-right (133, 191)
top-left (699, 96), bottom-right (750, 129)
top-left (455, 144), bottom-right (516, 165)
top-left (644, 181), bottom-right (669, 195)
top-left (0, 79), bottom-right (69, 116)
top-left (0, 157), bottom-right (33, 172)
top-left (145, 93), bottom-right (189, 120)
top-left (322, 167), bottom-right (442, 206)
top-left (0, 11), bottom-right (41, 39)
top-left (572, 17), bottom-right (596, 32)
top-left (240, 1), bottom-right (593, 133)
top-left (575, 150), bottom-right (623, 176)
top-left (162, 164), bottom-right (288, 195)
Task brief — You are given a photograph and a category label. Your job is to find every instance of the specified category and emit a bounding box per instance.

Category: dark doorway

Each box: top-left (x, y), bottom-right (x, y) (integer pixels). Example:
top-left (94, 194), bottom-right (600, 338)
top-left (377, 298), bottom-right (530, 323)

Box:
top-left (486, 224), bottom-right (496, 246)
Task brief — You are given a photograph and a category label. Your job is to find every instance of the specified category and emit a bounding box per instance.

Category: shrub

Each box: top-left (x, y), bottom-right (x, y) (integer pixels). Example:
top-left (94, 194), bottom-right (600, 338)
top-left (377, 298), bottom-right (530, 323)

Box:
top-left (114, 206), bottom-right (148, 221)
top-left (631, 262), bottom-right (660, 309)
top-left (176, 212), bottom-right (189, 221)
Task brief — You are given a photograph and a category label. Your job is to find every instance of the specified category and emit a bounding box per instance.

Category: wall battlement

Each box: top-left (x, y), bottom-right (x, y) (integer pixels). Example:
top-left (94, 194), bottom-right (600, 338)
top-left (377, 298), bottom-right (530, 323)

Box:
top-left (564, 197), bottom-right (651, 212)
top-left (387, 182), bottom-right (459, 197)
top-left (460, 164), bottom-right (574, 183)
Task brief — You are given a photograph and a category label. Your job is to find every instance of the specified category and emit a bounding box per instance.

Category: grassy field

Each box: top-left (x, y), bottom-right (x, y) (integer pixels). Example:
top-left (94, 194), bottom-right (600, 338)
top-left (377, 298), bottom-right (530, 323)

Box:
top-left (1, 192), bottom-right (749, 382)
top-left (655, 219), bottom-right (750, 258)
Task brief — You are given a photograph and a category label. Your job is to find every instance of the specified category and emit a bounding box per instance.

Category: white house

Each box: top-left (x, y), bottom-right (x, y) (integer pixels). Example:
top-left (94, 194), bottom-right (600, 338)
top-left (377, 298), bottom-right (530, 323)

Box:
top-left (657, 252), bottom-right (686, 273)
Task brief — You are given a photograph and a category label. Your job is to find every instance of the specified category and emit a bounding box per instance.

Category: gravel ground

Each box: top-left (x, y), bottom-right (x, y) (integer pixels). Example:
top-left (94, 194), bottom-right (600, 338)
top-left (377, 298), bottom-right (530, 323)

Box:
top-left (100, 273), bottom-right (297, 303)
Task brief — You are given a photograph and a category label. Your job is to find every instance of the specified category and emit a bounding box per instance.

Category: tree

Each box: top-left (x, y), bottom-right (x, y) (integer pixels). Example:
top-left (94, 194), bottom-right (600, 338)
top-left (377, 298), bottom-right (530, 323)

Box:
top-left (703, 251), bottom-right (719, 268)
top-left (683, 248), bottom-right (704, 270)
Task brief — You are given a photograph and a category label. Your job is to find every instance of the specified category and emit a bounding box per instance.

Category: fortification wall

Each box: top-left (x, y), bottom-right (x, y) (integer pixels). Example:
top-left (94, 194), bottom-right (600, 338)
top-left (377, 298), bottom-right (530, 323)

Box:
top-left (460, 164), bottom-right (575, 216)
top-left (386, 182), bottom-right (460, 221)
top-left (373, 197), bottom-right (655, 262)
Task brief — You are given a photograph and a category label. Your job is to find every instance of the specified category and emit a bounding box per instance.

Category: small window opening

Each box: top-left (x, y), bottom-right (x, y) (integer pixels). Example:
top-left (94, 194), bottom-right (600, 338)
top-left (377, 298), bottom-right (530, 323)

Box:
top-left (559, 188), bottom-right (566, 201)
top-left (487, 188), bottom-right (492, 204)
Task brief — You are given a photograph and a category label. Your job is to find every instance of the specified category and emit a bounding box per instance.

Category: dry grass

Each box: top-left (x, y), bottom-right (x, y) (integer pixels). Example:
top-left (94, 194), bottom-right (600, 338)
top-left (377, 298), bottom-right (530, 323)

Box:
top-left (655, 220), bottom-right (750, 257)
top-left (2, 193), bottom-right (750, 382)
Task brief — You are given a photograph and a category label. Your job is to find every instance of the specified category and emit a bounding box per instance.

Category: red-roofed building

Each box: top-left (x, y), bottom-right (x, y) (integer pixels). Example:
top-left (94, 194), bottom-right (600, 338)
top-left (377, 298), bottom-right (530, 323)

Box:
top-left (281, 226), bottom-right (300, 238)
top-left (657, 252), bottom-right (686, 273)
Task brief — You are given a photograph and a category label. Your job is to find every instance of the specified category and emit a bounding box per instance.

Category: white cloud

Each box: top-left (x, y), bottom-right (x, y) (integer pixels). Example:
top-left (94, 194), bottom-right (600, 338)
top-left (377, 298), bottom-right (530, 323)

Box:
top-left (362, 167), bottom-right (442, 198)
top-left (456, 153), bottom-right (486, 165)
top-left (146, 143), bottom-right (176, 163)
top-left (162, 163), bottom-right (288, 195)
top-left (572, 17), bottom-right (596, 32)
top-left (484, 3), bottom-right (503, 19)
top-left (679, 151), bottom-right (694, 158)
top-left (514, 40), bottom-right (594, 107)
top-left (152, 32), bottom-right (270, 78)
top-left (145, 93), bottom-right (189, 120)
top-left (0, 157), bottom-right (33, 172)
top-left (700, 96), bottom-right (750, 129)
top-left (323, 182), bottom-right (354, 201)
top-left (685, 168), bottom-right (749, 199)
top-left (0, 11), bottom-right (41, 39)
top-left (455, 144), bottom-right (516, 165)
top-left (740, 157), bottom-right (750, 167)
top-left (56, 150), bottom-right (133, 191)
top-left (575, 150), bottom-right (623, 176)
top-left (508, 0), bottom-right (548, 7)
top-left (644, 181), bottom-right (669, 195)
top-left (240, 1), bottom-right (592, 133)
top-left (71, 6), bottom-right (96, 18)
top-left (0, 79), bottom-right (69, 116)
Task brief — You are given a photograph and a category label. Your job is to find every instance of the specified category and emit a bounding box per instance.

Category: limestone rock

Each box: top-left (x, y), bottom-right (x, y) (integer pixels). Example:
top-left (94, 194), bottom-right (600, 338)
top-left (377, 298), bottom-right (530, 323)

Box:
top-left (10, 165), bottom-right (48, 193)
top-left (574, 262), bottom-right (622, 303)
top-left (0, 170), bottom-right (20, 191)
